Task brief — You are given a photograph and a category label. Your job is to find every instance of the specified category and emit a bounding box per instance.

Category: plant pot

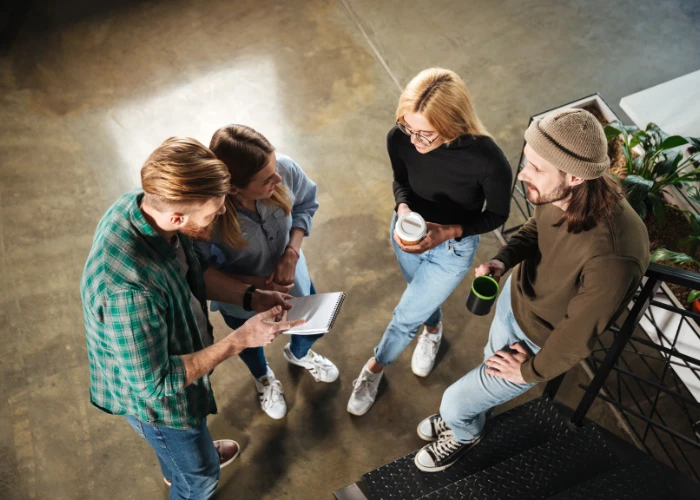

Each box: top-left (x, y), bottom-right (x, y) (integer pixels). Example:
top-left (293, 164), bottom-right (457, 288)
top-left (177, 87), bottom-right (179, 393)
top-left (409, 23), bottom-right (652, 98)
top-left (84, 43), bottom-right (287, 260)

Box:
top-left (692, 299), bottom-right (700, 314)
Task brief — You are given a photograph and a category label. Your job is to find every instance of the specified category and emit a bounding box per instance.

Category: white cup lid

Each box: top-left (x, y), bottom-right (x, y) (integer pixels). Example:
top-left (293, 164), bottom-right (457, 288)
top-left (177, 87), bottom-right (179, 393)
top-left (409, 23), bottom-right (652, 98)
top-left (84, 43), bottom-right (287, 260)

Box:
top-left (396, 212), bottom-right (427, 240)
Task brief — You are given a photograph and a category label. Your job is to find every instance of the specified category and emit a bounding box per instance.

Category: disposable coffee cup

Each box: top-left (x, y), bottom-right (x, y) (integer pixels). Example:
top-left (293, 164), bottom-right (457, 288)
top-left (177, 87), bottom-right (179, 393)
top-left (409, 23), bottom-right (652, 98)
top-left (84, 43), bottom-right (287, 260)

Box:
top-left (395, 212), bottom-right (427, 245)
top-left (466, 273), bottom-right (500, 316)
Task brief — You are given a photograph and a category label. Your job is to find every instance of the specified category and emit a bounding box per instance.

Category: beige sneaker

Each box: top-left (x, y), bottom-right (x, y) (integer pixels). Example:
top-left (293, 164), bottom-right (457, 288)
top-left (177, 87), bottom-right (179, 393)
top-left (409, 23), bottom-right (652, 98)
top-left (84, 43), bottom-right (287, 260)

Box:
top-left (347, 358), bottom-right (383, 416)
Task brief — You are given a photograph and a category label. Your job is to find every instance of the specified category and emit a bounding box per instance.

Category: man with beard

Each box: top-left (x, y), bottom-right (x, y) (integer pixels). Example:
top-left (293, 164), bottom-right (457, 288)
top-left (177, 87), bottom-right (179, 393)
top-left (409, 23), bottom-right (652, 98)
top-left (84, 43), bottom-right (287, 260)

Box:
top-left (81, 137), bottom-right (303, 499)
top-left (412, 108), bottom-right (650, 472)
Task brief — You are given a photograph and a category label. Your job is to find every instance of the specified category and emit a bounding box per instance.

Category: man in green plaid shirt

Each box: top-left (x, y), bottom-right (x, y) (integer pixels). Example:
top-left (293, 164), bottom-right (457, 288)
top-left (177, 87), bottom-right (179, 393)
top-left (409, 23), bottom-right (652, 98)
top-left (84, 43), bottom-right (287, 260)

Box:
top-left (81, 137), bottom-right (303, 499)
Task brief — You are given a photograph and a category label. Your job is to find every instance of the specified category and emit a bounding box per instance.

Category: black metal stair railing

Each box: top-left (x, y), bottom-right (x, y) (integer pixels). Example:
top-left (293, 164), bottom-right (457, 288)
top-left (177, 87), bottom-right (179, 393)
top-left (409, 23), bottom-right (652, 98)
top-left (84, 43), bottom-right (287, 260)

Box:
top-left (565, 263), bottom-right (700, 481)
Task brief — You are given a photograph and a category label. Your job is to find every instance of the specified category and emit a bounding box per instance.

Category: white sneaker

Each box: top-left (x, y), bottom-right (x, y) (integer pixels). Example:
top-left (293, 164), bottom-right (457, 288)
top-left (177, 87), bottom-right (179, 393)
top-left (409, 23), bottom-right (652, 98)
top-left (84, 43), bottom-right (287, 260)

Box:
top-left (283, 344), bottom-right (339, 383)
top-left (254, 367), bottom-right (286, 419)
top-left (347, 358), bottom-right (383, 416)
top-left (411, 324), bottom-right (442, 377)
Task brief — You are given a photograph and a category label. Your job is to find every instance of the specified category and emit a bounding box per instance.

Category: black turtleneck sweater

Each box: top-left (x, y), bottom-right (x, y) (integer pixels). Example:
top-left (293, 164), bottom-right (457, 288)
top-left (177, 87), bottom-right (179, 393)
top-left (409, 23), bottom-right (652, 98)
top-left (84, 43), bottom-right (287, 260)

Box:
top-left (388, 126), bottom-right (513, 237)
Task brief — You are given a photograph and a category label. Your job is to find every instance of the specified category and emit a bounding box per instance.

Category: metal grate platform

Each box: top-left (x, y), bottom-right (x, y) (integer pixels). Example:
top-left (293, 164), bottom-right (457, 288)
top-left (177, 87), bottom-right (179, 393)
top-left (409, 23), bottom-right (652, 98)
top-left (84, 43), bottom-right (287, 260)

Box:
top-left (548, 460), bottom-right (677, 500)
top-left (420, 425), bottom-right (618, 500)
top-left (350, 397), bottom-right (698, 500)
top-left (362, 397), bottom-right (574, 500)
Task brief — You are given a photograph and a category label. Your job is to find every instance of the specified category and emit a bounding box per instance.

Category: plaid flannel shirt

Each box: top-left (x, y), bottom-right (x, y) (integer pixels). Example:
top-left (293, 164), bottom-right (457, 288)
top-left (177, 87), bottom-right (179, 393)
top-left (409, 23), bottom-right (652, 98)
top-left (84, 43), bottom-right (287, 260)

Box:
top-left (81, 189), bottom-right (217, 429)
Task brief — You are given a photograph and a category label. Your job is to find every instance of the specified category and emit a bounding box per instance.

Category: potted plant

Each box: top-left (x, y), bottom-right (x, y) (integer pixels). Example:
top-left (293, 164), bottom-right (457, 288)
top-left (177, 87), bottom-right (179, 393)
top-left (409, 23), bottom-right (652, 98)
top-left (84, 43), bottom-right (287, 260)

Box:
top-left (651, 249), bottom-right (700, 313)
top-left (603, 122), bottom-right (700, 221)
top-left (649, 208), bottom-right (700, 312)
top-left (603, 121), bottom-right (700, 312)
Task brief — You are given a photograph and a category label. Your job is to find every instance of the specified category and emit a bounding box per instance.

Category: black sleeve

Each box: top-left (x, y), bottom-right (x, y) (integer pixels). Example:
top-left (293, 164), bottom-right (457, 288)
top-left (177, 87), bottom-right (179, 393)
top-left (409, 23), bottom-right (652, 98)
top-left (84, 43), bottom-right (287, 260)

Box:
top-left (461, 146), bottom-right (513, 237)
top-left (388, 128), bottom-right (413, 211)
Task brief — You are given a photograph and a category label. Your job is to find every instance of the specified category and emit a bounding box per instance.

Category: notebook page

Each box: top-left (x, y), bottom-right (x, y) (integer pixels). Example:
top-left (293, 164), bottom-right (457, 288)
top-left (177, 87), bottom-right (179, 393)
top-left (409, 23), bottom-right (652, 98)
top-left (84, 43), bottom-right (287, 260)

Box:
top-left (283, 292), bottom-right (344, 334)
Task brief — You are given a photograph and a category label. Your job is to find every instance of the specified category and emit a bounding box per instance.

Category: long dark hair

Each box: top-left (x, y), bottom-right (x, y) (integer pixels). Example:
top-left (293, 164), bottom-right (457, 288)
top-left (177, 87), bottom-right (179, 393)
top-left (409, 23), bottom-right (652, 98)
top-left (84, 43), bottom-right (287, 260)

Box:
top-left (554, 174), bottom-right (623, 233)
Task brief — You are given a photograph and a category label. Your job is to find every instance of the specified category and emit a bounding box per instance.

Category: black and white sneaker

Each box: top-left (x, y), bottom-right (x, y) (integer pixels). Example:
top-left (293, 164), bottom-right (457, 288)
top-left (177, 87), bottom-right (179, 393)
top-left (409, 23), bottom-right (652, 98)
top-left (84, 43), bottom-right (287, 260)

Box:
top-left (414, 430), bottom-right (482, 472)
top-left (416, 414), bottom-right (451, 441)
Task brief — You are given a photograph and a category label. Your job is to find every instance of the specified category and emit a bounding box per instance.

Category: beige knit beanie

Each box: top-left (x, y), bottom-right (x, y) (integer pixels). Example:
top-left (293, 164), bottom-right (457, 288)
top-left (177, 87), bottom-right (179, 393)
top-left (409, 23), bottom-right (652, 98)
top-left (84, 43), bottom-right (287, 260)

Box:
top-left (524, 108), bottom-right (610, 180)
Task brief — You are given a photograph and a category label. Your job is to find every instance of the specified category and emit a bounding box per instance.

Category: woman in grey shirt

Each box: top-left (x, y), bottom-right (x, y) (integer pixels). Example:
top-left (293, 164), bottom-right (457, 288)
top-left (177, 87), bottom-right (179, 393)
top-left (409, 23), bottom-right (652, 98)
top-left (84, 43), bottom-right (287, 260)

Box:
top-left (197, 125), bottom-right (339, 420)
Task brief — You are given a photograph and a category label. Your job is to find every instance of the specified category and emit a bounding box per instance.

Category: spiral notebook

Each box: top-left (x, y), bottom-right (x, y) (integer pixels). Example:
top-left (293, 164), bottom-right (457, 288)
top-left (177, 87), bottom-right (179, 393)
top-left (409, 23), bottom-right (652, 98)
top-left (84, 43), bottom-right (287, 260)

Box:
top-left (283, 292), bottom-right (346, 335)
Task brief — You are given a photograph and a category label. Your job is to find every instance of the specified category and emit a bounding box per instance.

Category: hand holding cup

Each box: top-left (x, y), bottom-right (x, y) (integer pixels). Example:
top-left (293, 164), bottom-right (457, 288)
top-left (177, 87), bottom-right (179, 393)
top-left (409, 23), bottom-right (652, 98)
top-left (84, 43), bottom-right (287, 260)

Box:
top-left (474, 259), bottom-right (506, 280)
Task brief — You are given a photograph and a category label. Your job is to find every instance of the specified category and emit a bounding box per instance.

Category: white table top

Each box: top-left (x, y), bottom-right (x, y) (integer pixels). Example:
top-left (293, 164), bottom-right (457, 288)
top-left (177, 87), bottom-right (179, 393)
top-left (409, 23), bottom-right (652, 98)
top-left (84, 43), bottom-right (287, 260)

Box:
top-left (620, 70), bottom-right (700, 137)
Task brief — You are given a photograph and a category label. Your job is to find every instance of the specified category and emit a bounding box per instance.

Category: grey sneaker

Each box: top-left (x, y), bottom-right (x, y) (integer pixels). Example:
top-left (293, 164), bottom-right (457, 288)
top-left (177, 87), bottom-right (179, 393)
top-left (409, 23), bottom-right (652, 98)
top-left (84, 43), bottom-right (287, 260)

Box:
top-left (347, 358), bottom-right (383, 416)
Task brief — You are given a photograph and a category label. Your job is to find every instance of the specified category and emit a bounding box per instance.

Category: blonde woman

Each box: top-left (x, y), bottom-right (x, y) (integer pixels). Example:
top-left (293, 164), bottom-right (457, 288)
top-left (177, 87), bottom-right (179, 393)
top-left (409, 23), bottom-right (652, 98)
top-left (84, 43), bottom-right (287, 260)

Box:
top-left (196, 125), bottom-right (338, 420)
top-left (348, 68), bottom-right (512, 416)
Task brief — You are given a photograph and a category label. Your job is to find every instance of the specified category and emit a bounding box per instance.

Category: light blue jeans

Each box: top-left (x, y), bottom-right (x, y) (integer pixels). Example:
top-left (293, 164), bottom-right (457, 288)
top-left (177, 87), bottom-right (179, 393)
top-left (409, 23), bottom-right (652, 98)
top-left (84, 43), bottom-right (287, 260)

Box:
top-left (125, 416), bottom-right (219, 500)
top-left (374, 213), bottom-right (480, 366)
top-left (439, 276), bottom-right (542, 443)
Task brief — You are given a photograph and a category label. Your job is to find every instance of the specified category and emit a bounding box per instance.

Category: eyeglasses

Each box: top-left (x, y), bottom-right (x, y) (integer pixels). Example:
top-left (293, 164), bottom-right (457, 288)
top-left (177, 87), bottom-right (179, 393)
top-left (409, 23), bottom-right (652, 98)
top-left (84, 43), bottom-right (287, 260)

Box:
top-left (396, 120), bottom-right (439, 146)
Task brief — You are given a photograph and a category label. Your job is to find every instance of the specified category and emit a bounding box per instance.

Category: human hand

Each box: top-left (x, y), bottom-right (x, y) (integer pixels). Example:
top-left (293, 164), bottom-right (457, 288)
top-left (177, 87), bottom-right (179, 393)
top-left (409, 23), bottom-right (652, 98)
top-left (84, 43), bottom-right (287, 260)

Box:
top-left (394, 222), bottom-right (455, 254)
top-left (484, 343), bottom-right (529, 384)
top-left (266, 247), bottom-right (298, 286)
top-left (475, 259), bottom-right (506, 280)
top-left (251, 289), bottom-right (293, 313)
top-left (231, 306), bottom-right (305, 349)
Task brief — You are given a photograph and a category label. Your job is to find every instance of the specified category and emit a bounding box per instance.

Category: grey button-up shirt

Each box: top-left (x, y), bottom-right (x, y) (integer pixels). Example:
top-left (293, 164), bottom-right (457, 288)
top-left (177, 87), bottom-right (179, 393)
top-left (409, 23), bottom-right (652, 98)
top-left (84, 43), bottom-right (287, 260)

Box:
top-left (195, 154), bottom-right (319, 319)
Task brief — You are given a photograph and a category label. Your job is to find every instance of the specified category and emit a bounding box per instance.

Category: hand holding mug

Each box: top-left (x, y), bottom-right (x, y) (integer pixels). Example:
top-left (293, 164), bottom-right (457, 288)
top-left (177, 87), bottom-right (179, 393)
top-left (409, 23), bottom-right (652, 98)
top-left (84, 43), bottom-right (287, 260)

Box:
top-left (475, 259), bottom-right (506, 280)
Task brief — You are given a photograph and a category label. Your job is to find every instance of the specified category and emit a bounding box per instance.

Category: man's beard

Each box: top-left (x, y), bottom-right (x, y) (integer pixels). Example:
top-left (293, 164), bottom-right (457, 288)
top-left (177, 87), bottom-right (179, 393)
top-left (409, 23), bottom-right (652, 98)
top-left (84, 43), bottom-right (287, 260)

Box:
top-left (180, 218), bottom-right (216, 242)
top-left (524, 181), bottom-right (571, 206)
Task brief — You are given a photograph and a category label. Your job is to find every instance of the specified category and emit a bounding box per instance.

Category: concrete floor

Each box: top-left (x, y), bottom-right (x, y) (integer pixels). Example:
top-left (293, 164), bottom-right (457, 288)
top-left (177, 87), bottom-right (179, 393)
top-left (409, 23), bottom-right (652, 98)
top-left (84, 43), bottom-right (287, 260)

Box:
top-left (2, 0), bottom-right (700, 498)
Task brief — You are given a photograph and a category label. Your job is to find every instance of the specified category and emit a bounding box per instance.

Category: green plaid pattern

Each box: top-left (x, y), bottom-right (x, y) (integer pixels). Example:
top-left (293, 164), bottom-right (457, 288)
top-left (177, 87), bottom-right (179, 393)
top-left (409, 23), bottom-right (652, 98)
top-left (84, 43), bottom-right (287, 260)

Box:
top-left (81, 189), bottom-right (217, 429)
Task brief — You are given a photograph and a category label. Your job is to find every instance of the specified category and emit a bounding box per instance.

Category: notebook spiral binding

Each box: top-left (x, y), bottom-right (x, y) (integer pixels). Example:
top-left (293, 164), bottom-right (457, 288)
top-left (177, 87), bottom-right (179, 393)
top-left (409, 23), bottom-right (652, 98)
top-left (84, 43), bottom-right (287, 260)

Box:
top-left (327, 293), bottom-right (346, 331)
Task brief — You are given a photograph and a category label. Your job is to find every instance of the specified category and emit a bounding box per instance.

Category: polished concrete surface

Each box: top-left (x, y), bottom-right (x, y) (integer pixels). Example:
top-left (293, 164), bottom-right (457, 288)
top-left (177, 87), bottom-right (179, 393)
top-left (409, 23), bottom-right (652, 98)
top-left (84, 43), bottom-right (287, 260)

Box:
top-left (2, 0), bottom-right (700, 498)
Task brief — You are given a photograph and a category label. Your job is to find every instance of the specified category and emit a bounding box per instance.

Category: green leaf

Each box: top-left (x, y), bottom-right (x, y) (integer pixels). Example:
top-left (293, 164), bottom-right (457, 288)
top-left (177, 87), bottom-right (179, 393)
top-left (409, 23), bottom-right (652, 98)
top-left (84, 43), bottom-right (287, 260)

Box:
top-left (650, 248), bottom-right (699, 265)
top-left (659, 135), bottom-right (690, 150)
top-left (629, 131), bottom-right (646, 149)
top-left (689, 213), bottom-right (700, 236)
top-left (652, 152), bottom-right (683, 179)
top-left (688, 289), bottom-right (700, 303)
top-left (680, 231), bottom-right (700, 260)
top-left (644, 125), bottom-right (664, 151)
top-left (623, 174), bottom-right (654, 199)
top-left (629, 197), bottom-right (647, 219)
top-left (687, 186), bottom-right (700, 205)
top-left (630, 156), bottom-right (645, 176)
top-left (604, 123), bottom-right (624, 141)
top-left (651, 195), bottom-right (665, 225)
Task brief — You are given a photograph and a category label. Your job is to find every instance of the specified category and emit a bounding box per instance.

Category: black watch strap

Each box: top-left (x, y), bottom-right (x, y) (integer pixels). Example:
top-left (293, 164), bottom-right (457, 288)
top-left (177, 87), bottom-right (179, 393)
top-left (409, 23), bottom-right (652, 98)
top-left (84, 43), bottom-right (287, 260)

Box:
top-left (243, 285), bottom-right (257, 311)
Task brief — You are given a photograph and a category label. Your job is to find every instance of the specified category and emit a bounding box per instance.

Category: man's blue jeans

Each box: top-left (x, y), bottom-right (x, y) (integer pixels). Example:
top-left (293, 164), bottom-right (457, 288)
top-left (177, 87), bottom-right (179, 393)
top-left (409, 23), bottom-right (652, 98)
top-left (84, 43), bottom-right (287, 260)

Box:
top-left (125, 416), bottom-right (219, 500)
top-left (439, 276), bottom-right (542, 443)
top-left (374, 213), bottom-right (480, 366)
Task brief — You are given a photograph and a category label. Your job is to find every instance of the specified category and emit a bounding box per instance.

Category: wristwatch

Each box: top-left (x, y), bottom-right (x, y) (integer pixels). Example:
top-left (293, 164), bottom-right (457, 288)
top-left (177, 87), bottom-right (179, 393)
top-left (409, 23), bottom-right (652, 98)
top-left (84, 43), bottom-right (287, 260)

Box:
top-left (243, 285), bottom-right (257, 311)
